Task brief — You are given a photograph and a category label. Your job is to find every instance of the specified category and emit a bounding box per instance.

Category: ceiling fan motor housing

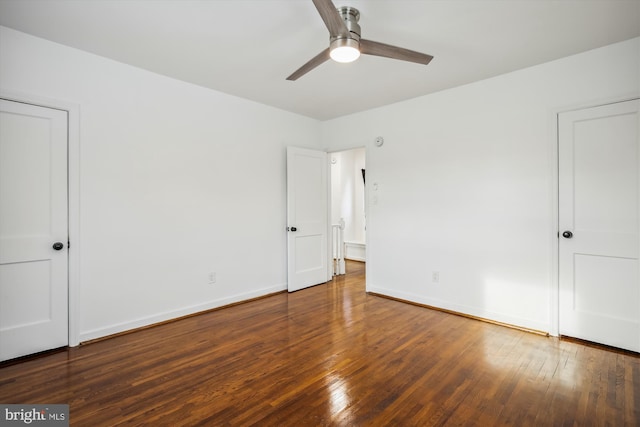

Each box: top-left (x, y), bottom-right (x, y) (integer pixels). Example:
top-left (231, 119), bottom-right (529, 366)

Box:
top-left (332, 6), bottom-right (361, 43)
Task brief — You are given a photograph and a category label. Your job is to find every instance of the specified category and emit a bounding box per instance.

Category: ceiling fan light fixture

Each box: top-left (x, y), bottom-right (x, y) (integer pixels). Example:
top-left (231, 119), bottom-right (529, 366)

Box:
top-left (330, 38), bottom-right (360, 63)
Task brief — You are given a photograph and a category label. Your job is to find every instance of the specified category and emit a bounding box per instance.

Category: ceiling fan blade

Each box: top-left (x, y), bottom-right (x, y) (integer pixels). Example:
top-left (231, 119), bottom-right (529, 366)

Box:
top-left (286, 48), bottom-right (331, 81)
top-left (312, 0), bottom-right (349, 38)
top-left (360, 39), bottom-right (434, 65)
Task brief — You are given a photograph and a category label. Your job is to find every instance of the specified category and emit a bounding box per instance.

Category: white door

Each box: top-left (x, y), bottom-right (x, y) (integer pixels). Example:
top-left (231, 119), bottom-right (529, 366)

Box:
top-left (287, 147), bottom-right (330, 292)
top-left (559, 99), bottom-right (640, 352)
top-left (0, 99), bottom-right (69, 361)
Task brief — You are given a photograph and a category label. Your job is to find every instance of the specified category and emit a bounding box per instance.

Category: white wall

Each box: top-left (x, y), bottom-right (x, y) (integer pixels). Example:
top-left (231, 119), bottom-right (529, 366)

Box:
top-left (2, 24), bottom-right (638, 342)
top-left (0, 26), bottom-right (321, 341)
top-left (330, 148), bottom-right (366, 244)
top-left (321, 37), bottom-right (640, 333)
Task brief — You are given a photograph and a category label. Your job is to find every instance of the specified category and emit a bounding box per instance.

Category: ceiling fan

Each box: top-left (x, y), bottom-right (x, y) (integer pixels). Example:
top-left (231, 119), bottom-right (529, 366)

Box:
top-left (286, 0), bottom-right (434, 81)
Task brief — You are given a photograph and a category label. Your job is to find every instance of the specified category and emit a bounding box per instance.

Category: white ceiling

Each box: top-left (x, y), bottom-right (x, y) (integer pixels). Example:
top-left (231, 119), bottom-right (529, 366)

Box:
top-left (1, 0), bottom-right (638, 120)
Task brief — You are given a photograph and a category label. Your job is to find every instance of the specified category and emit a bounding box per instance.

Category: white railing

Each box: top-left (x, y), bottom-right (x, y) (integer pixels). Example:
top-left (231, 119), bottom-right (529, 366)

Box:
top-left (332, 218), bottom-right (346, 276)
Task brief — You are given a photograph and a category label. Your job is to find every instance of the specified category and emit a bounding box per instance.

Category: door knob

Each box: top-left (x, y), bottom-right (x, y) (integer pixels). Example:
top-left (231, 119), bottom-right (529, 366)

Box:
top-left (52, 242), bottom-right (64, 250)
top-left (562, 231), bottom-right (573, 239)
top-left (288, 227), bottom-right (297, 232)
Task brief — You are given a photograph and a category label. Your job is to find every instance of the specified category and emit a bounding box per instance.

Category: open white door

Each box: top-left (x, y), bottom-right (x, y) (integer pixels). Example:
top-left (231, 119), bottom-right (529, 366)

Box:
top-left (559, 99), bottom-right (640, 352)
top-left (287, 147), bottom-right (330, 292)
top-left (0, 99), bottom-right (69, 361)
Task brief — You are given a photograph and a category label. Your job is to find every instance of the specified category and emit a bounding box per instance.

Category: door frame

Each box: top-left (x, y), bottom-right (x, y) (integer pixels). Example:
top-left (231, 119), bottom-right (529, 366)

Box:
top-left (551, 95), bottom-right (640, 339)
top-left (327, 144), bottom-right (370, 288)
top-left (1, 90), bottom-right (81, 347)
top-left (328, 146), bottom-right (368, 272)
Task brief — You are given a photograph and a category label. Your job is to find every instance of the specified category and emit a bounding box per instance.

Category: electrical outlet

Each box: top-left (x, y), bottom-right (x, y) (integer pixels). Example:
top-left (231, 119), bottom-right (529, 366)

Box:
top-left (432, 271), bottom-right (440, 283)
top-left (208, 272), bottom-right (216, 284)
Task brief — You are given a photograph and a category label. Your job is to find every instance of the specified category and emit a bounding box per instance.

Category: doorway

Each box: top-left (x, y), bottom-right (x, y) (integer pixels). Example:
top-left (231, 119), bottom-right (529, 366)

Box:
top-left (286, 146), bottom-right (366, 292)
top-left (329, 147), bottom-right (366, 275)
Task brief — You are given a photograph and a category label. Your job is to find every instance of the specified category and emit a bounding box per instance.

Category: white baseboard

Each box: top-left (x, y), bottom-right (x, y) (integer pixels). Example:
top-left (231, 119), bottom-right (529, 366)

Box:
top-left (366, 284), bottom-right (550, 334)
top-left (79, 283), bottom-right (287, 343)
top-left (345, 241), bottom-right (366, 262)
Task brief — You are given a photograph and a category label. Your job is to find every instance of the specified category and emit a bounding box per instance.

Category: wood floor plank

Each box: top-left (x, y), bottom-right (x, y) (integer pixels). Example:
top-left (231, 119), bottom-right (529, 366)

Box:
top-left (1, 260), bottom-right (639, 426)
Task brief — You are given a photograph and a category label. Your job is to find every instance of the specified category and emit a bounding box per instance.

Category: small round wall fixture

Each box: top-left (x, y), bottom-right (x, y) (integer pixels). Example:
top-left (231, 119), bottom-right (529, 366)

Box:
top-left (375, 136), bottom-right (384, 147)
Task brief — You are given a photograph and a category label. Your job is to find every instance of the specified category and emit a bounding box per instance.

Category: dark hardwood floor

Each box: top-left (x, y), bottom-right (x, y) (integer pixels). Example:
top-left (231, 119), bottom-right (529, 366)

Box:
top-left (1, 261), bottom-right (638, 426)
